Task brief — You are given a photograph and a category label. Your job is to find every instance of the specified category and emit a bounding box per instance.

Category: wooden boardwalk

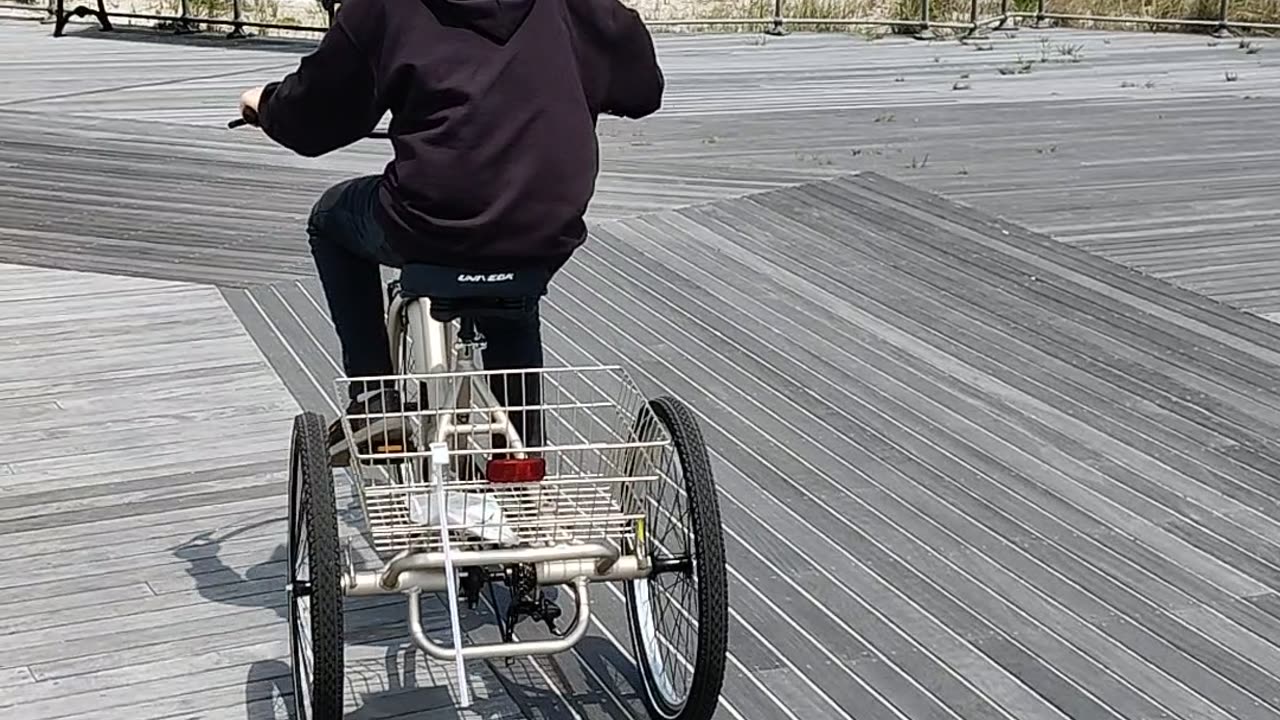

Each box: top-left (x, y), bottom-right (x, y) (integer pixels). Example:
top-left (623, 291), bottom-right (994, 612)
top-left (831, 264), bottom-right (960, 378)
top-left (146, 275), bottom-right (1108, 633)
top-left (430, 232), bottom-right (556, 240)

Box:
top-left (229, 172), bottom-right (1280, 720)
top-left (1, 22), bottom-right (1277, 311)
top-left (0, 263), bottom-right (520, 719)
top-left (3, 15), bottom-right (1280, 720)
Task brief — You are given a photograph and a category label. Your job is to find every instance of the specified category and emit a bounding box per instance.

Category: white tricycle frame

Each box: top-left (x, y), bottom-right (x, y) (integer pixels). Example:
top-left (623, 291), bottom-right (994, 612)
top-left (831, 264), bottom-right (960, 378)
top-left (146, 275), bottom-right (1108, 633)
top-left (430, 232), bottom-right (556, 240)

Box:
top-left (286, 269), bottom-right (728, 720)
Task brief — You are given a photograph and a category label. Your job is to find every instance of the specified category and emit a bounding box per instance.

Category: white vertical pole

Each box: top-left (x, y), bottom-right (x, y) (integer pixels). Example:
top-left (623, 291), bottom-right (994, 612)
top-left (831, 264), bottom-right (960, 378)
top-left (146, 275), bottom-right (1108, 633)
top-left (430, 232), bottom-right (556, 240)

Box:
top-left (430, 440), bottom-right (471, 707)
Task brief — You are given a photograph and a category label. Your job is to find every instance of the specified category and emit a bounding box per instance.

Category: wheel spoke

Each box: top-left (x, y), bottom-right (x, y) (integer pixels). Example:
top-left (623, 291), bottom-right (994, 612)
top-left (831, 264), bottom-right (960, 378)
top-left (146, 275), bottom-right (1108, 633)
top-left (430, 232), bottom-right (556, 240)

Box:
top-left (290, 477), bottom-right (314, 720)
top-left (635, 432), bottom-right (698, 707)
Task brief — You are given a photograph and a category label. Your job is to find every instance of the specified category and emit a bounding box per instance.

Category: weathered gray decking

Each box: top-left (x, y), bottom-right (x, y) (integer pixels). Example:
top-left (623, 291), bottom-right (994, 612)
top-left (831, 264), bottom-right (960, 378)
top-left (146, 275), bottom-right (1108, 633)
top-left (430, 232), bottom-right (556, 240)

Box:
top-left (2, 21), bottom-right (1279, 312)
top-left (3, 15), bottom-right (1280, 720)
top-left (0, 262), bottom-right (521, 718)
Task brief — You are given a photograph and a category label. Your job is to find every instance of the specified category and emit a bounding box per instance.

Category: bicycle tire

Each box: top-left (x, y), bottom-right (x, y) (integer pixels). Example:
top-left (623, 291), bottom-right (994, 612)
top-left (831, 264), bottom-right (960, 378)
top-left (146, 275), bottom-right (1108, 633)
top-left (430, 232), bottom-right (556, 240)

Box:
top-left (626, 395), bottom-right (729, 720)
top-left (288, 411), bottom-right (345, 720)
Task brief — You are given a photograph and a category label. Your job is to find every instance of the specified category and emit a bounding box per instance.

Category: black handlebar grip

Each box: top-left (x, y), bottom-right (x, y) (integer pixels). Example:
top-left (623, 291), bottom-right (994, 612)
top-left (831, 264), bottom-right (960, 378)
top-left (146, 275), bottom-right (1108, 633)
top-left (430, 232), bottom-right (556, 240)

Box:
top-left (229, 106), bottom-right (260, 129)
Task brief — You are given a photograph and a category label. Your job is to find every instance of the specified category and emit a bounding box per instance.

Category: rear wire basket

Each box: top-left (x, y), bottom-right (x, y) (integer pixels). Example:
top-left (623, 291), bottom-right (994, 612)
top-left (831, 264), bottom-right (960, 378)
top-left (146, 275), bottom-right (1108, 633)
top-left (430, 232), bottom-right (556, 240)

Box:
top-left (336, 366), bottom-right (671, 557)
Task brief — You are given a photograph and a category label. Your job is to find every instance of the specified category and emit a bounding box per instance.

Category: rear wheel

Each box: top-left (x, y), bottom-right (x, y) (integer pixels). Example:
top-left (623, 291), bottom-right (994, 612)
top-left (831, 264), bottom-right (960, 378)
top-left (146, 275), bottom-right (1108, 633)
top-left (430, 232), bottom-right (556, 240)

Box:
top-left (288, 411), bottom-right (344, 720)
top-left (626, 396), bottom-right (728, 720)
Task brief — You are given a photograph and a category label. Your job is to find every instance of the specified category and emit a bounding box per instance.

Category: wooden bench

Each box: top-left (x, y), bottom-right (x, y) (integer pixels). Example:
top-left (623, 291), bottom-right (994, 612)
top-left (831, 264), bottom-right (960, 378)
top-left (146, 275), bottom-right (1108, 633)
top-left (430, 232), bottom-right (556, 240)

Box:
top-left (51, 0), bottom-right (111, 37)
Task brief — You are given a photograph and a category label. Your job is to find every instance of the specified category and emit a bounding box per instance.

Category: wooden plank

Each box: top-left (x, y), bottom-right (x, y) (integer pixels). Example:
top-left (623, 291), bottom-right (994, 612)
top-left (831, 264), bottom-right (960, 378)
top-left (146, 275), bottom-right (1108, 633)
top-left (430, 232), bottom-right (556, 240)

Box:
top-left (0, 494), bottom-right (283, 555)
top-left (0, 667), bottom-right (34, 689)
top-left (0, 583), bottom-right (156, 623)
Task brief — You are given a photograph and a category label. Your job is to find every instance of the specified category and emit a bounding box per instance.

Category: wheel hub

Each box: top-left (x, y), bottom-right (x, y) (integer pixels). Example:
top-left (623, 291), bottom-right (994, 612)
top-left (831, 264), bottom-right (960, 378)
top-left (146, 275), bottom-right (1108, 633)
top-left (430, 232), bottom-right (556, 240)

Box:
top-left (650, 556), bottom-right (694, 577)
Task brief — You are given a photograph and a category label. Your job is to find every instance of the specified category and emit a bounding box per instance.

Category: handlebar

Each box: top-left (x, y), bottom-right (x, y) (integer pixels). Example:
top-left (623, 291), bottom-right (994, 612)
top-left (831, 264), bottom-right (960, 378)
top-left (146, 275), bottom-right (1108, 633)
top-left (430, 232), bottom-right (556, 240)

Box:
top-left (227, 112), bottom-right (389, 139)
top-left (229, 105), bottom-right (258, 129)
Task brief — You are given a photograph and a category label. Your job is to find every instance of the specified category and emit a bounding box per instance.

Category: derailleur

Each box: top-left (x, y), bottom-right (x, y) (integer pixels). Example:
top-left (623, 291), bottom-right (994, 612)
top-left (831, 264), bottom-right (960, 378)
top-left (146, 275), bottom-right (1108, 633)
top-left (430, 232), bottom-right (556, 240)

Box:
top-left (503, 563), bottom-right (562, 640)
top-left (457, 562), bottom-right (566, 663)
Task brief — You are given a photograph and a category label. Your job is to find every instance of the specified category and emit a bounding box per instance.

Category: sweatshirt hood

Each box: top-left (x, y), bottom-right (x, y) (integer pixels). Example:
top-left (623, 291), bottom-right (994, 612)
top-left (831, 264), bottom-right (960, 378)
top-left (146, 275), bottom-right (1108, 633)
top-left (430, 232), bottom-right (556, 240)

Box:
top-left (422, 0), bottom-right (535, 43)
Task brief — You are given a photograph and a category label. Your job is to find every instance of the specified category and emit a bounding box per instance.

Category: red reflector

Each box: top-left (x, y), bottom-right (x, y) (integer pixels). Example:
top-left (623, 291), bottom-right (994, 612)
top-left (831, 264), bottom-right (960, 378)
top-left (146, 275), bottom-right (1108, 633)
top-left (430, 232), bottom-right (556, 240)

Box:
top-left (486, 457), bottom-right (546, 483)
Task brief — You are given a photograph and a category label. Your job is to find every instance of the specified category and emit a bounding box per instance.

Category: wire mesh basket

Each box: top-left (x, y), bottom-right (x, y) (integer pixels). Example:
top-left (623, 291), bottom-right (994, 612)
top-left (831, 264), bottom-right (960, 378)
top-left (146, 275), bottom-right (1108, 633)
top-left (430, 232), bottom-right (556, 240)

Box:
top-left (335, 366), bottom-right (671, 557)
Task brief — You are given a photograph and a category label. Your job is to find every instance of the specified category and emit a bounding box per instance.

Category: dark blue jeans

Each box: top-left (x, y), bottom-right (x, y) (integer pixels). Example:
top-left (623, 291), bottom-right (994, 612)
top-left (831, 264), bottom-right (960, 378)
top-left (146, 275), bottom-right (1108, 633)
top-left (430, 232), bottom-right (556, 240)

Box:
top-left (307, 175), bottom-right (548, 412)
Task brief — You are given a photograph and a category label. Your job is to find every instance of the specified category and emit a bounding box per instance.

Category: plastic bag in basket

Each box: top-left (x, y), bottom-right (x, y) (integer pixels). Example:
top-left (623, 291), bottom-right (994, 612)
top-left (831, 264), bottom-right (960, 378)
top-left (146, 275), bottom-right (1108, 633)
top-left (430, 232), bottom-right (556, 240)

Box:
top-left (408, 491), bottom-right (521, 547)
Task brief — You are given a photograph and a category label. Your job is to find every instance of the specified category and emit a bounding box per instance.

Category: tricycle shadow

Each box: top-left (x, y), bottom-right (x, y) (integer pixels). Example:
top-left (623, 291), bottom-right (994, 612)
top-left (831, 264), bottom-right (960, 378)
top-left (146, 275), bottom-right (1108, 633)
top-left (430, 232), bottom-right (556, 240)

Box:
top-left (172, 518), bottom-right (289, 621)
top-left (492, 635), bottom-right (646, 720)
top-left (240, 643), bottom-right (464, 719)
top-left (57, 22), bottom-right (316, 55)
top-left (175, 536), bottom-right (633, 718)
top-left (240, 609), bottom-right (635, 719)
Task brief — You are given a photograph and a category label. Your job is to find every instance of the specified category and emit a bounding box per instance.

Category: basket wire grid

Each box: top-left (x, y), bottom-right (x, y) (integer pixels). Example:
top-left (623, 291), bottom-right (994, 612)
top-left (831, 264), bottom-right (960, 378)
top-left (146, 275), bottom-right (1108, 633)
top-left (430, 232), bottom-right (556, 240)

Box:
top-left (335, 366), bottom-right (671, 556)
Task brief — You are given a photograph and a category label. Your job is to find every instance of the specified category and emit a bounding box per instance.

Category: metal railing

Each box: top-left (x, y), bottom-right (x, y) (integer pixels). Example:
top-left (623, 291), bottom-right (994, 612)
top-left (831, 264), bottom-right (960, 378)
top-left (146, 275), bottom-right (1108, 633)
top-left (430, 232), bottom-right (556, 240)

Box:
top-left (20, 0), bottom-right (1280, 38)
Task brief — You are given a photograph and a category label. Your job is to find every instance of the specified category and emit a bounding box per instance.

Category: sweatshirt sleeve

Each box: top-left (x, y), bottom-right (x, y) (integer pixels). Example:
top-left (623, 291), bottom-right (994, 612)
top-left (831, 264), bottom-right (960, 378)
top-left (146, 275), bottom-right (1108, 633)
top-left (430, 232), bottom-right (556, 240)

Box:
top-left (256, 18), bottom-right (383, 158)
top-left (601, 5), bottom-right (664, 119)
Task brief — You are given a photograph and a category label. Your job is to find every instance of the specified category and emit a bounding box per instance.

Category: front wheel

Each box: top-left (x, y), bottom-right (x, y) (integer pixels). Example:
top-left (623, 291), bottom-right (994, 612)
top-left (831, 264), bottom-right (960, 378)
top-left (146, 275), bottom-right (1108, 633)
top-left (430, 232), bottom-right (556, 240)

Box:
top-left (288, 411), bottom-right (345, 720)
top-left (625, 396), bottom-right (728, 720)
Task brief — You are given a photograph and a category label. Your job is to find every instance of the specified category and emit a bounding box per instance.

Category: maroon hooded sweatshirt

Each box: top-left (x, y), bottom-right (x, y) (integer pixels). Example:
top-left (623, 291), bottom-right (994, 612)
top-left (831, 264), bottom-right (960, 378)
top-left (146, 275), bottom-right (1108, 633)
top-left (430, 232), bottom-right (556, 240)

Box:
top-left (255, 0), bottom-right (664, 268)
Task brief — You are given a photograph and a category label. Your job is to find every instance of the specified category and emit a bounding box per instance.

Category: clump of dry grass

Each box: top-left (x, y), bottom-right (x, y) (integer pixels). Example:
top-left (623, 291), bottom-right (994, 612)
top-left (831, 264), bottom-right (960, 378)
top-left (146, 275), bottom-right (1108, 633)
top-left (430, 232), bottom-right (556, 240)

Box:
top-left (889, 0), bottom-right (995, 26)
top-left (667, 0), bottom-right (889, 32)
top-left (671, 0), bottom-right (1010, 32)
top-left (1036, 0), bottom-right (1225, 31)
top-left (135, 0), bottom-right (324, 33)
top-left (154, 0), bottom-right (232, 22)
top-left (1229, 0), bottom-right (1280, 23)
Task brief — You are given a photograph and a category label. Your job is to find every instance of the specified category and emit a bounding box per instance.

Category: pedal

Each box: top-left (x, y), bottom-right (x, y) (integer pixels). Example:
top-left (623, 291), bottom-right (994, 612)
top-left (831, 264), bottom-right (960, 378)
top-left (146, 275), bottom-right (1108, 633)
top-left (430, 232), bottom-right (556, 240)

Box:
top-left (364, 438), bottom-right (416, 465)
top-left (329, 438), bottom-right (410, 467)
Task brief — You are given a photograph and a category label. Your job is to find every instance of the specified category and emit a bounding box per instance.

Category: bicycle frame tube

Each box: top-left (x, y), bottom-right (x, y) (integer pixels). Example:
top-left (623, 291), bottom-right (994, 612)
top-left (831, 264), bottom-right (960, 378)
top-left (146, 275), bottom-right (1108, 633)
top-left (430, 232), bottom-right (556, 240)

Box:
top-left (389, 292), bottom-right (526, 453)
top-left (388, 294), bottom-right (453, 376)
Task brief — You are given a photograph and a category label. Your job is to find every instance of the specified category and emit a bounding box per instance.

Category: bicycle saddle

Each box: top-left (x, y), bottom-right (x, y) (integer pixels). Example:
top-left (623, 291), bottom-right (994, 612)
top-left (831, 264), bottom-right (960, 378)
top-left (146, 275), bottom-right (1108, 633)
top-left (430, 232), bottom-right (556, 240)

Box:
top-left (399, 263), bottom-right (552, 322)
